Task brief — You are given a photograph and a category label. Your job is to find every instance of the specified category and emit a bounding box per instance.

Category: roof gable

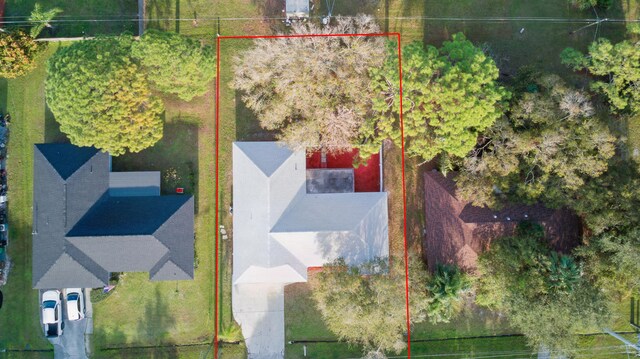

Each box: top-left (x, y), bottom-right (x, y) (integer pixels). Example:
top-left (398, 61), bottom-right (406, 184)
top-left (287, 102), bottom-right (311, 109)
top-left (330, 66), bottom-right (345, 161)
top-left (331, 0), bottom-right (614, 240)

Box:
top-left (35, 144), bottom-right (100, 180)
top-left (234, 142), bottom-right (295, 177)
top-left (34, 252), bottom-right (108, 289)
top-left (66, 235), bottom-right (169, 272)
top-left (150, 258), bottom-right (192, 281)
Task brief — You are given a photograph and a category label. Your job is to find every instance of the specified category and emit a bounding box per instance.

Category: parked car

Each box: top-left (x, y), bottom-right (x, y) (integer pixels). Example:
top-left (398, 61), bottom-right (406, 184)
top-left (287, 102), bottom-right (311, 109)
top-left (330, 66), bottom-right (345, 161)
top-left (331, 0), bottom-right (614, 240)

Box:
top-left (42, 290), bottom-right (63, 338)
top-left (64, 288), bottom-right (85, 321)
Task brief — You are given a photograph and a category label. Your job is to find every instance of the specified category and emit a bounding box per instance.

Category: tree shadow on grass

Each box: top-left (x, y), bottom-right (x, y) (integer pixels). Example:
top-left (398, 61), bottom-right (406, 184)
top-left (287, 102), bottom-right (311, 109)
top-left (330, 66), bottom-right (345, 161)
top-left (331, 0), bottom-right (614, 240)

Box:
top-left (234, 91), bottom-right (277, 141)
top-left (44, 104), bottom-right (68, 143)
top-left (0, 79), bottom-right (7, 113)
top-left (135, 287), bottom-right (178, 358)
top-left (92, 325), bottom-right (128, 357)
top-left (147, 0), bottom-right (174, 31)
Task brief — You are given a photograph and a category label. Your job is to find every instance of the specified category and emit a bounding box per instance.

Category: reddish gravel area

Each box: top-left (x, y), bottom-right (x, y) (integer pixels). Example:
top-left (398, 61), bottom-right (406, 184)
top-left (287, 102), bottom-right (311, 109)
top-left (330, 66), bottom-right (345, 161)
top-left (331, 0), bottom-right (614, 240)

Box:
top-left (306, 149), bottom-right (381, 192)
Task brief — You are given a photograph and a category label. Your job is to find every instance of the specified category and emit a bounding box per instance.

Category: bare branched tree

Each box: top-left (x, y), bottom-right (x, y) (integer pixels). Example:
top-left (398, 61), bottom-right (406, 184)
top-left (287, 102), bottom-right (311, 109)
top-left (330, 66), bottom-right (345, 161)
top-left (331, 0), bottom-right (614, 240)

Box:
top-left (232, 14), bottom-right (386, 153)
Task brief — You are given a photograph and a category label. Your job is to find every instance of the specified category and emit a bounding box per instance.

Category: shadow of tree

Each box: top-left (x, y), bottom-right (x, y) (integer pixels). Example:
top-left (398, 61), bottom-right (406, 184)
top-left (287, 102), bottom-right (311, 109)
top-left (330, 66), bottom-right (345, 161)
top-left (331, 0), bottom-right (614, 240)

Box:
top-left (44, 103), bottom-right (67, 143)
top-left (0, 79), bottom-right (7, 113)
top-left (147, 0), bottom-right (174, 31)
top-left (92, 325), bottom-right (128, 357)
top-left (136, 287), bottom-right (177, 346)
top-left (234, 91), bottom-right (277, 141)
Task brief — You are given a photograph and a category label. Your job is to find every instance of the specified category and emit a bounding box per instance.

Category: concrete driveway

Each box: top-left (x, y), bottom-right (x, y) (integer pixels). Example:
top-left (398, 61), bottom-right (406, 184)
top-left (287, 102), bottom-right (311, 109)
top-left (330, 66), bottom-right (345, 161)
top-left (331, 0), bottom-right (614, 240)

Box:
top-left (50, 318), bottom-right (87, 359)
top-left (232, 283), bottom-right (285, 359)
top-left (41, 289), bottom-right (92, 359)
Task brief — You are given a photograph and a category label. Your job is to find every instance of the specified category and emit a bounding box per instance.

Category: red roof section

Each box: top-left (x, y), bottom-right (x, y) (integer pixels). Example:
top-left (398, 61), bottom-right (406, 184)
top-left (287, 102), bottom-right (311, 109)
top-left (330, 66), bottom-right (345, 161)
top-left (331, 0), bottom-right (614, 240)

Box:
top-left (423, 170), bottom-right (581, 272)
top-left (306, 149), bottom-right (380, 192)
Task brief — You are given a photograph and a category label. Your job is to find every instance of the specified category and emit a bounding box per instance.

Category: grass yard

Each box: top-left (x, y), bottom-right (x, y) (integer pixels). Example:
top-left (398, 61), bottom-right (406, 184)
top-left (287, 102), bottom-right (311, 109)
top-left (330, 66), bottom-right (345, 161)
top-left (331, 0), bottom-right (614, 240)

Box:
top-left (0, 44), bottom-right (62, 353)
top-left (4, 0), bottom-right (138, 37)
top-left (145, 0), bottom-right (271, 37)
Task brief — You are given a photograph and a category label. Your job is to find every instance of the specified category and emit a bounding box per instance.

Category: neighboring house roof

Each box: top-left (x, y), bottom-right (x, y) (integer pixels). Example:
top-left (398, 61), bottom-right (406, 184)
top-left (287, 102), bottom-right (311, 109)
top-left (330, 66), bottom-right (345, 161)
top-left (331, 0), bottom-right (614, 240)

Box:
top-left (109, 171), bottom-right (160, 197)
top-left (423, 170), bottom-right (581, 272)
top-left (32, 143), bottom-right (194, 289)
top-left (232, 142), bottom-right (388, 359)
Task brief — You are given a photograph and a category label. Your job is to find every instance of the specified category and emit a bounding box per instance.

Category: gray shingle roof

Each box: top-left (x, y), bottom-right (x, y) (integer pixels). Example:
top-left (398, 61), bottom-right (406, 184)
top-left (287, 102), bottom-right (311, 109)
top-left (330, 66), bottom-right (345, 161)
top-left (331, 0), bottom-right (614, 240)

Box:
top-left (36, 144), bottom-right (100, 180)
top-left (32, 144), bottom-right (194, 289)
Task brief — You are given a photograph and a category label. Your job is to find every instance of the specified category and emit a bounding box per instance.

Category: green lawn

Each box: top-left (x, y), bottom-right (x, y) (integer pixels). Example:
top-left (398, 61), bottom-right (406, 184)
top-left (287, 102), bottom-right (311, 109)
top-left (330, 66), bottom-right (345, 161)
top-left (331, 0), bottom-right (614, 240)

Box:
top-left (4, 0), bottom-right (138, 37)
top-left (0, 44), bottom-right (62, 354)
top-left (145, 0), bottom-right (271, 37)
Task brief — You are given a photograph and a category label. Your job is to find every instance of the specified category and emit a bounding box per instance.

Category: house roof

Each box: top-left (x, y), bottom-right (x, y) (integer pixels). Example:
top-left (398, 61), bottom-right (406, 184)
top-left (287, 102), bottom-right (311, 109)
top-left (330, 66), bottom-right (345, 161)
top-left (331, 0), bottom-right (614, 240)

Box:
top-left (232, 142), bottom-right (388, 358)
top-left (32, 143), bottom-right (194, 289)
top-left (232, 142), bottom-right (388, 284)
top-left (108, 171), bottom-right (160, 197)
top-left (423, 170), bottom-right (581, 272)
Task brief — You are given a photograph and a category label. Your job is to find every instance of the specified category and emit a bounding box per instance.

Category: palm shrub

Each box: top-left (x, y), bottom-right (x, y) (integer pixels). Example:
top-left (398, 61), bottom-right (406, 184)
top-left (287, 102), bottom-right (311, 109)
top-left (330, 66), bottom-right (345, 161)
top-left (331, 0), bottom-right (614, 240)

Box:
top-left (426, 264), bottom-right (470, 324)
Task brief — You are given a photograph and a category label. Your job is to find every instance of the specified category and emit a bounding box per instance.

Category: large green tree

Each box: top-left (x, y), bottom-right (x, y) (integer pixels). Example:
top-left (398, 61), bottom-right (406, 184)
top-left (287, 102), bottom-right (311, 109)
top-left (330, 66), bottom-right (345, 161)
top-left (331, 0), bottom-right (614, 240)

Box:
top-left (131, 29), bottom-right (216, 101)
top-left (359, 34), bottom-right (510, 161)
top-left (232, 15), bottom-right (385, 153)
top-left (578, 227), bottom-right (640, 299)
top-left (561, 38), bottom-right (640, 114)
top-left (46, 35), bottom-right (164, 155)
top-left (476, 222), bottom-right (609, 354)
top-left (456, 74), bottom-right (616, 208)
top-left (0, 30), bottom-right (43, 79)
top-left (568, 161), bottom-right (640, 235)
top-left (310, 257), bottom-right (430, 357)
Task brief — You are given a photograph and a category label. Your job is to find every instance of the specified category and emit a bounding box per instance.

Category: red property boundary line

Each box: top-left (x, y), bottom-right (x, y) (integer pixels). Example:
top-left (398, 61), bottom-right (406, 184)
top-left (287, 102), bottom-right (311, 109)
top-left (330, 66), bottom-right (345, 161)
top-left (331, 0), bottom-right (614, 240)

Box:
top-left (214, 32), bottom-right (409, 359)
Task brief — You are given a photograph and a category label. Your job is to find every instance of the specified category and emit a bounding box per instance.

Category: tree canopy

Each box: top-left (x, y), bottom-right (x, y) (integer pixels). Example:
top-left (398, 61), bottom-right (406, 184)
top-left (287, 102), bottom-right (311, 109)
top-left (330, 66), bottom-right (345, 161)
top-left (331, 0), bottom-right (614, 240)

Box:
top-left (0, 30), bottom-right (43, 79)
top-left (561, 38), bottom-right (640, 114)
top-left (310, 257), bottom-right (430, 357)
top-left (578, 227), bottom-right (640, 299)
top-left (45, 35), bottom-right (164, 155)
top-left (131, 29), bottom-right (216, 101)
top-left (476, 222), bottom-right (609, 354)
top-left (455, 74), bottom-right (616, 208)
top-left (232, 15), bottom-right (385, 154)
top-left (358, 34), bottom-right (509, 161)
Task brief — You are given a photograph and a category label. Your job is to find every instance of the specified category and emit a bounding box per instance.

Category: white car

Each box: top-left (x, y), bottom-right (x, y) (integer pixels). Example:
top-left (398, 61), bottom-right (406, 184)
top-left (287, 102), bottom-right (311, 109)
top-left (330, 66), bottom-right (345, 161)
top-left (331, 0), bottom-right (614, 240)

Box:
top-left (64, 288), bottom-right (85, 321)
top-left (42, 290), bottom-right (63, 337)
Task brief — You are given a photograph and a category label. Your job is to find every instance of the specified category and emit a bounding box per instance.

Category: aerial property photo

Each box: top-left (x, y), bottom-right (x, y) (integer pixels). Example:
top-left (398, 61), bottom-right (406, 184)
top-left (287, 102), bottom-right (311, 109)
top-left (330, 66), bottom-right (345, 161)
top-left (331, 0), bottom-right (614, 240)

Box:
top-left (1, 0), bottom-right (640, 359)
